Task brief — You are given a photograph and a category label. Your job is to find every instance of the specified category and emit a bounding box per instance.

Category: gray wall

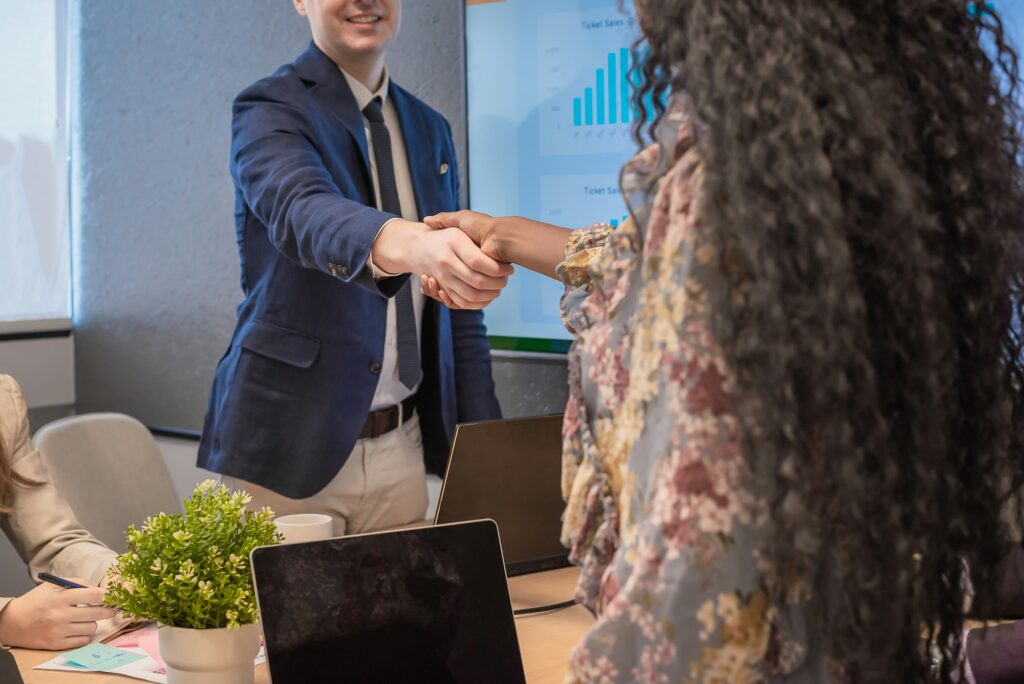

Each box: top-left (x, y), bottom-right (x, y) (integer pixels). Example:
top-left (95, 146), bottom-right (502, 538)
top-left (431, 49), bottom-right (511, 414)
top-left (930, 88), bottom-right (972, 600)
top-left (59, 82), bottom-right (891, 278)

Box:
top-left (72, 0), bottom-right (566, 430)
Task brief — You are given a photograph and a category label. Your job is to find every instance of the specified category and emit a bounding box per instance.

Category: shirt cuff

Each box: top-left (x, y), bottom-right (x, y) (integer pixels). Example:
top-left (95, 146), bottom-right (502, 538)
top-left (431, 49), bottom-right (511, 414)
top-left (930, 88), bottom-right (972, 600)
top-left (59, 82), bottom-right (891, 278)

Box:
top-left (367, 217), bottom-right (404, 280)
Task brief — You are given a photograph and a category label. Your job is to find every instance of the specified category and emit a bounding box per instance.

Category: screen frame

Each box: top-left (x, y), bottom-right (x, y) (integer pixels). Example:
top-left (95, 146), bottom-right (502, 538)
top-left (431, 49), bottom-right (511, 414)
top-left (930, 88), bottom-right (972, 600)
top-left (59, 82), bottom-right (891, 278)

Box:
top-left (463, 0), bottom-right (573, 356)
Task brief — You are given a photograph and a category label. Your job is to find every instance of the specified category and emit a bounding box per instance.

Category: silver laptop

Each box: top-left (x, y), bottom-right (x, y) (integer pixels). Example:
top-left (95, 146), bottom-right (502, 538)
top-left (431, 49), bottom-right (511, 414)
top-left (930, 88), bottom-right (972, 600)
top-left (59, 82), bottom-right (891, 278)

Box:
top-left (250, 520), bottom-right (526, 684)
top-left (434, 415), bottom-right (570, 576)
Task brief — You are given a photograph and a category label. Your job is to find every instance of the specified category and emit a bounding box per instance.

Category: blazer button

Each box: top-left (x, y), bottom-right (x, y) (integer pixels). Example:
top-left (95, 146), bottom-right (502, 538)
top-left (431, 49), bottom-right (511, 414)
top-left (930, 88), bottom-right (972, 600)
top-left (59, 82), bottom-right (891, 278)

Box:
top-left (338, 265), bottom-right (350, 277)
top-left (369, 361), bottom-right (382, 374)
top-left (439, 162), bottom-right (449, 175)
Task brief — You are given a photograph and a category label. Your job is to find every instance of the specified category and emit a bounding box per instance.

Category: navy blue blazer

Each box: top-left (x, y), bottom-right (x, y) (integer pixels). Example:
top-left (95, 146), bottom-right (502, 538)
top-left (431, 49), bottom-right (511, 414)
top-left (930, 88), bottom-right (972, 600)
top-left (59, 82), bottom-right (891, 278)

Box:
top-left (197, 43), bottom-right (501, 498)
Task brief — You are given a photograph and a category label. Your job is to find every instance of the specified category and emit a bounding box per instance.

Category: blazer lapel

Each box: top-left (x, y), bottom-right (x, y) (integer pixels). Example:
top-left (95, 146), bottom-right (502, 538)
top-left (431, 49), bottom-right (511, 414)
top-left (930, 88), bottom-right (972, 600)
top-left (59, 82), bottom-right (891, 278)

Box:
top-left (389, 82), bottom-right (432, 219)
top-left (292, 42), bottom-right (373, 178)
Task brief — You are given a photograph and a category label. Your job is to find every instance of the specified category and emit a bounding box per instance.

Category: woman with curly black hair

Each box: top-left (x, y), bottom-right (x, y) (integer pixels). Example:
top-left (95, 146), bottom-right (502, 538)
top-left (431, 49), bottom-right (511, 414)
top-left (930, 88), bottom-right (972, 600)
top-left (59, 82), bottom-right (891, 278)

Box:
top-left (423, 0), bottom-right (1024, 680)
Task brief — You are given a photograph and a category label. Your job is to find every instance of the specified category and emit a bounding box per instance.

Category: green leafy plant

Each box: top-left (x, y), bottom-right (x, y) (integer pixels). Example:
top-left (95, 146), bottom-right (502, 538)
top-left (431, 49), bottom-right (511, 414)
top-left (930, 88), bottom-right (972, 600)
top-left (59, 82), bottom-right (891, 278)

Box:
top-left (105, 479), bottom-right (281, 629)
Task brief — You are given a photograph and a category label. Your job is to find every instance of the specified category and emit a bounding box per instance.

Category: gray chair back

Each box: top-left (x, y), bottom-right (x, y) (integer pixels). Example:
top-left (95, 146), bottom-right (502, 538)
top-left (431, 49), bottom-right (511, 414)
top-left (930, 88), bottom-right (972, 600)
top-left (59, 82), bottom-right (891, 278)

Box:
top-left (34, 413), bottom-right (182, 553)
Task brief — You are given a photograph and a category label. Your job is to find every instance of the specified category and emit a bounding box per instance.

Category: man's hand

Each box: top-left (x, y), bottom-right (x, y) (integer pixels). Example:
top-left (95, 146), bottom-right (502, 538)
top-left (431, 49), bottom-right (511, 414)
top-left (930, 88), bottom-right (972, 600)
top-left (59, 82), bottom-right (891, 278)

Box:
top-left (371, 219), bottom-right (513, 310)
top-left (420, 274), bottom-right (458, 309)
top-left (0, 580), bottom-right (114, 650)
top-left (422, 211), bottom-right (572, 305)
top-left (423, 211), bottom-right (508, 263)
top-left (419, 210), bottom-right (508, 310)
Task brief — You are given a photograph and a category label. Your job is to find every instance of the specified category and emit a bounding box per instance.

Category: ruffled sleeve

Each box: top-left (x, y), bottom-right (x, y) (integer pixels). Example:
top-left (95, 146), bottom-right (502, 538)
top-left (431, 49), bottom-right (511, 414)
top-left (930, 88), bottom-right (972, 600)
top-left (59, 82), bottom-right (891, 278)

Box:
top-left (556, 223), bottom-right (615, 336)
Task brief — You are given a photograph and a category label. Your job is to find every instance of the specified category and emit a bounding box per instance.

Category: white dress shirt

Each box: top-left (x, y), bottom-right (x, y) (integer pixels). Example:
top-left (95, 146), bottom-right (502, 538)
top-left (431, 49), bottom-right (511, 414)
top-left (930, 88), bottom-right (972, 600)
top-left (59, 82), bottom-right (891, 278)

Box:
top-left (340, 66), bottom-right (426, 411)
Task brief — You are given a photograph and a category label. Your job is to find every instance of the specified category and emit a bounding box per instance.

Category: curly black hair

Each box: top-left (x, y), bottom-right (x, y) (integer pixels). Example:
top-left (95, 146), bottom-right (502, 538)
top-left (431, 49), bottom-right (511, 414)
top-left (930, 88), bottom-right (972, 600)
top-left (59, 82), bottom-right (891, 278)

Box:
top-left (633, 1), bottom-right (1024, 681)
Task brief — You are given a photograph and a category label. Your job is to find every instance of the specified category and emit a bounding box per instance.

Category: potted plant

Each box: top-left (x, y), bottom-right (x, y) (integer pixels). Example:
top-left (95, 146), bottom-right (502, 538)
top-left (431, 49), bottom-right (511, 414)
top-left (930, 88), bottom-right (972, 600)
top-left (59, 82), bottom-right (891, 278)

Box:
top-left (105, 479), bottom-right (281, 684)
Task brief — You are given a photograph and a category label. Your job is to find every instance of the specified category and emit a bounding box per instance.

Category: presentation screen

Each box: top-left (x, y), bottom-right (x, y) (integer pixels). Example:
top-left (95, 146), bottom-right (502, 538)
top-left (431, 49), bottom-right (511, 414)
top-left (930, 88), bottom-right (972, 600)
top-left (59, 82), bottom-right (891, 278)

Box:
top-left (466, 0), bottom-right (643, 352)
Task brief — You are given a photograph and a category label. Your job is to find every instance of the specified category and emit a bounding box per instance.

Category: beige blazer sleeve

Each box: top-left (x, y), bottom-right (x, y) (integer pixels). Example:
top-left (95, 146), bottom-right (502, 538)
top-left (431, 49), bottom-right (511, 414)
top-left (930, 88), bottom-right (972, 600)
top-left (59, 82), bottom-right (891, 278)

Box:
top-left (0, 375), bottom-right (117, 613)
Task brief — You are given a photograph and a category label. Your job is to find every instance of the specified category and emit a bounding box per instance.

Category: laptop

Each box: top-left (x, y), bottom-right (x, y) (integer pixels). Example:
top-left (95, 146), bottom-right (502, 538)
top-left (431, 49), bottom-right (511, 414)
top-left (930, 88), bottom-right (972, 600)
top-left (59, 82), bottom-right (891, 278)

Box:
top-left (434, 414), bottom-right (570, 576)
top-left (251, 520), bottom-right (526, 684)
top-left (0, 649), bottom-right (23, 684)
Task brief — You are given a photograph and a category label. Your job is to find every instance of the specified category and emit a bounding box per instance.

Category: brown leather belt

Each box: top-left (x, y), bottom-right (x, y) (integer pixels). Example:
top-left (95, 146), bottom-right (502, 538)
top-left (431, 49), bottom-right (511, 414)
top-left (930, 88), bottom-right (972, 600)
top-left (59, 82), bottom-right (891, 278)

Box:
top-left (359, 394), bottom-right (417, 440)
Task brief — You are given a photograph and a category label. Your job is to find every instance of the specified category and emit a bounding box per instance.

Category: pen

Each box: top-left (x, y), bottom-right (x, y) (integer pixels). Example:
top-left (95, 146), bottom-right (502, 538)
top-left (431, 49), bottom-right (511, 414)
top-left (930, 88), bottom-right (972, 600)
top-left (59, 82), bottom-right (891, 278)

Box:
top-left (37, 572), bottom-right (87, 589)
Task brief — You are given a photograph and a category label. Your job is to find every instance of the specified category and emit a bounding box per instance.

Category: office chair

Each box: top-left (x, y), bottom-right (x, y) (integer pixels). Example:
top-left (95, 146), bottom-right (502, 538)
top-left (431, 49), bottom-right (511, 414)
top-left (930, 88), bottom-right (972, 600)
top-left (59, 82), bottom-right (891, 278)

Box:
top-left (34, 413), bottom-right (182, 553)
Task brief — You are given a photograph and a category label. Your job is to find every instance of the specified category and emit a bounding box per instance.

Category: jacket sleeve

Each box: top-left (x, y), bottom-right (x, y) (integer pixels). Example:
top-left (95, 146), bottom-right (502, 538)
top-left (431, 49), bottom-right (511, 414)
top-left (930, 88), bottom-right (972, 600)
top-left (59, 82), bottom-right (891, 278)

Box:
top-left (0, 376), bottom-right (116, 597)
top-left (231, 83), bottom-right (407, 297)
top-left (450, 308), bottom-right (502, 423)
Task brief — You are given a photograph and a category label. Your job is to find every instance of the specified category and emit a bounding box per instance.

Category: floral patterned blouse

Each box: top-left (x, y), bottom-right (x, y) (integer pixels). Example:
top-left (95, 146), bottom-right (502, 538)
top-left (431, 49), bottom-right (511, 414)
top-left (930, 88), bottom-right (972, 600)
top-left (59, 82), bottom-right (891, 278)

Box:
top-left (556, 100), bottom-right (835, 683)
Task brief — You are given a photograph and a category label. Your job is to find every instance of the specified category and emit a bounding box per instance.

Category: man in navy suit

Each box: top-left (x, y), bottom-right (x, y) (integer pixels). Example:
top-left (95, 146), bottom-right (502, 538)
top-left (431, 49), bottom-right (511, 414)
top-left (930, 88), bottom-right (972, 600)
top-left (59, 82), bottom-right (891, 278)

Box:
top-left (198, 0), bottom-right (510, 534)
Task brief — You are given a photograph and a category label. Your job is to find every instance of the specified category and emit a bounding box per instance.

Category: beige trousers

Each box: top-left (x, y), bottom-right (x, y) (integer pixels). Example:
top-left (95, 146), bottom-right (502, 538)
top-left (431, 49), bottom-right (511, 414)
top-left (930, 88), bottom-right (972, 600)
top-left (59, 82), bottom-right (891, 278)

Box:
top-left (221, 413), bottom-right (429, 536)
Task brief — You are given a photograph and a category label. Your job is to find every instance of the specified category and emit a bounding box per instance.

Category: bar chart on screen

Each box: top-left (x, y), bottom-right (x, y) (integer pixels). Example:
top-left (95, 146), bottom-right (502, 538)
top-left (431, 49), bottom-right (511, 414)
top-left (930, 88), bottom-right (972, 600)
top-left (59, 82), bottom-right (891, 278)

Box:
top-left (538, 6), bottom-right (641, 157)
top-left (570, 48), bottom-right (656, 129)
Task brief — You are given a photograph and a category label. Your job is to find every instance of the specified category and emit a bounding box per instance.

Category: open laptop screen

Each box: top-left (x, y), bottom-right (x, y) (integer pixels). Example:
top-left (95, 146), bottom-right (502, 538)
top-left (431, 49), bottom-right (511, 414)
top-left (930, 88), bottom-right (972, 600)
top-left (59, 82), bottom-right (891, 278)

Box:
top-left (435, 415), bottom-right (569, 576)
top-left (251, 520), bottom-right (526, 684)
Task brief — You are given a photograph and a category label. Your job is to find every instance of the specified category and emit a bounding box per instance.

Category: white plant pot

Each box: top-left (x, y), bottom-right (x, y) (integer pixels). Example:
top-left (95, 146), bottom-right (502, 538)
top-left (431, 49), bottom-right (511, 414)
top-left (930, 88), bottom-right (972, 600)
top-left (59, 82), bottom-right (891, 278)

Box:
top-left (159, 622), bottom-right (260, 684)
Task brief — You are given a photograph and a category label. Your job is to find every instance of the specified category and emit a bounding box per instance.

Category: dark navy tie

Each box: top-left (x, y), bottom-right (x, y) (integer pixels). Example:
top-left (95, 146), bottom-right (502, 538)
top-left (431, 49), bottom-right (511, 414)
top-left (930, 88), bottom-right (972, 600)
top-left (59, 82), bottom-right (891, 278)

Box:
top-left (363, 97), bottom-right (421, 390)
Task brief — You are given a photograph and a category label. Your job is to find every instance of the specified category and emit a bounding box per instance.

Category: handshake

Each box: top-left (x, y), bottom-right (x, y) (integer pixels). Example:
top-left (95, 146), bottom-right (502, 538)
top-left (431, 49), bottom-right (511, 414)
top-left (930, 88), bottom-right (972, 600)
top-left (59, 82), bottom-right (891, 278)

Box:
top-left (371, 210), bottom-right (513, 311)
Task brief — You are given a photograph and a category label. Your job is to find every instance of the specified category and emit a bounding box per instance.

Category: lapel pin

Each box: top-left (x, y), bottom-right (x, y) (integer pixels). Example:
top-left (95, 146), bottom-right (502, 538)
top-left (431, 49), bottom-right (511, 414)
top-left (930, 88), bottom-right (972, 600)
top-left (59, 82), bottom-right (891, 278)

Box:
top-left (440, 162), bottom-right (449, 175)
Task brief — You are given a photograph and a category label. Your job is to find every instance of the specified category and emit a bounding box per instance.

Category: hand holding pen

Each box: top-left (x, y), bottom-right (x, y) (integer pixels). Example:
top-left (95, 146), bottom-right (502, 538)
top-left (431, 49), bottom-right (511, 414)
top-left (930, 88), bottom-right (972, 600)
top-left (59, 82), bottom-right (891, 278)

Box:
top-left (0, 572), bottom-right (114, 650)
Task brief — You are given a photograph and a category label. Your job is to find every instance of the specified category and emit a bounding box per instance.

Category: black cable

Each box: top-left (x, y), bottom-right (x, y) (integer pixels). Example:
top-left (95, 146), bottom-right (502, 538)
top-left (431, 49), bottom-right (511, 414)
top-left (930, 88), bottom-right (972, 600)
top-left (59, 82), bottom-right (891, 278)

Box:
top-left (512, 599), bottom-right (577, 616)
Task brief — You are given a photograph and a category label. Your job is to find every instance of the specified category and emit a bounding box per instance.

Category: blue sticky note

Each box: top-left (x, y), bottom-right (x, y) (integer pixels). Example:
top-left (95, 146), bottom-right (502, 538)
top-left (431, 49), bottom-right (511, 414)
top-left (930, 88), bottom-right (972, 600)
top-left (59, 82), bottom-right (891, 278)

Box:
top-left (63, 643), bottom-right (145, 671)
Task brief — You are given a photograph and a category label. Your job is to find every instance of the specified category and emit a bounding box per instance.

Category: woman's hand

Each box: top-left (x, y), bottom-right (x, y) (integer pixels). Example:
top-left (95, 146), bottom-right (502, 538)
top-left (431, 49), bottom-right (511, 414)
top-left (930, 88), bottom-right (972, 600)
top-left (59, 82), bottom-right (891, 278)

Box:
top-left (0, 579), bottom-right (114, 650)
top-left (371, 218), bottom-right (513, 310)
top-left (421, 211), bottom-right (572, 306)
top-left (421, 211), bottom-right (511, 310)
top-left (426, 211), bottom-right (572, 282)
top-left (424, 211), bottom-right (509, 263)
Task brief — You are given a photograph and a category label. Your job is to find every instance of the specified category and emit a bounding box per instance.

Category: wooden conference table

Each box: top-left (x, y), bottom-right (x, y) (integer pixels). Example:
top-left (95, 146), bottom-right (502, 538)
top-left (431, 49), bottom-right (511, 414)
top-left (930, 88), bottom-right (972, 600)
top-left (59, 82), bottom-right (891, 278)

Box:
top-left (14, 566), bottom-right (593, 684)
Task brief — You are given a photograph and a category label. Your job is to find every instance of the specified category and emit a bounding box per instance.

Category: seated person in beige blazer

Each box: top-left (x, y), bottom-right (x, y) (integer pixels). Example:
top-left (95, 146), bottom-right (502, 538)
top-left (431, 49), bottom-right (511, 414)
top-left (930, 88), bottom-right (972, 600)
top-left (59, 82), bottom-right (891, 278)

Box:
top-left (0, 374), bottom-right (117, 649)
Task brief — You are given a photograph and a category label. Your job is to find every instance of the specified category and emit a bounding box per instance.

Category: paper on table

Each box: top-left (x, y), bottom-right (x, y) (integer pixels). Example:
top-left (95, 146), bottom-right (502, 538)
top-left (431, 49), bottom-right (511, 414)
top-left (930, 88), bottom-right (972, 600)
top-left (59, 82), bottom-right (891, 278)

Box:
top-left (35, 629), bottom-right (267, 684)
top-left (136, 629), bottom-right (165, 669)
top-left (106, 630), bottom-right (143, 649)
top-left (102, 619), bottom-right (155, 649)
top-left (62, 643), bottom-right (145, 670)
top-left (35, 645), bottom-right (165, 683)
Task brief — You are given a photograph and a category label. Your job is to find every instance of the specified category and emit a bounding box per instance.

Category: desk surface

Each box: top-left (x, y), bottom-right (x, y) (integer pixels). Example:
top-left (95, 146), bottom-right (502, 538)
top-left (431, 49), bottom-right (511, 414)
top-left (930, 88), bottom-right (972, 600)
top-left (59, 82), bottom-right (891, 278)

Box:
top-left (15, 566), bottom-right (592, 684)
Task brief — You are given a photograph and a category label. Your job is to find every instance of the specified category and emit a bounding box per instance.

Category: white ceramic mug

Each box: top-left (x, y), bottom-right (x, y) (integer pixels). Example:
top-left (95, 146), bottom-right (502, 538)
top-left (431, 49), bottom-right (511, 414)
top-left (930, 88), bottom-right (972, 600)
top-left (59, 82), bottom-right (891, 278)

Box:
top-left (273, 513), bottom-right (334, 544)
